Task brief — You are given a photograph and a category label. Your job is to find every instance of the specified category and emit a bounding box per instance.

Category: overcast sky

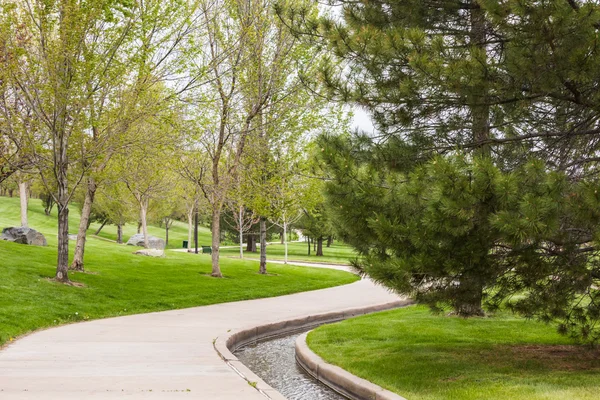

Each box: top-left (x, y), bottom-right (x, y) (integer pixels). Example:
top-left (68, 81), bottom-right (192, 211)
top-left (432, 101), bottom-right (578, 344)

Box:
top-left (350, 106), bottom-right (376, 133)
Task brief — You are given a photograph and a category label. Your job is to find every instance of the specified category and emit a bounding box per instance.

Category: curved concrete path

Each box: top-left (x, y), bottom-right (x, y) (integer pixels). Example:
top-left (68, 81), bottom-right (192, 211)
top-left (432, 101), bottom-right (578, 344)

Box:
top-left (0, 262), bottom-right (402, 399)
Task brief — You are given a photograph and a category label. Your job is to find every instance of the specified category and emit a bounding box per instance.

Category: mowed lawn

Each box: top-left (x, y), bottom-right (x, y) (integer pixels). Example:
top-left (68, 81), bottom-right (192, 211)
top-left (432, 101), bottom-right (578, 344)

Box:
top-left (308, 306), bottom-right (600, 400)
top-left (0, 196), bottom-right (358, 347)
top-left (220, 241), bottom-right (358, 265)
top-left (0, 195), bottom-right (212, 249)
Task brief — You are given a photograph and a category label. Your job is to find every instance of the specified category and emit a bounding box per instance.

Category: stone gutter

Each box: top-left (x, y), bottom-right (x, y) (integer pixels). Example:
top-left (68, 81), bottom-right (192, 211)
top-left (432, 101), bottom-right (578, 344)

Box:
top-left (213, 299), bottom-right (413, 400)
top-left (296, 332), bottom-right (408, 400)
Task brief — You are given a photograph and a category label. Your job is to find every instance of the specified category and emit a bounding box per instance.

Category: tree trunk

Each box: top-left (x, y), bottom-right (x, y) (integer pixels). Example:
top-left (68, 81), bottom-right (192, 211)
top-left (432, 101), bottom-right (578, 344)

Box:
top-left (117, 223), bottom-right (123, 244)
top-left (307, 236), bottom-right (311, 255)
top-left (247, 235), bottom-right (257, 252)
top-left (165, 221), bottom-right (169, 247)
top-left (280, 230), bottom-right (284, 244)
top-left (187, 208), bottom-right (193, 251)
top-left (55, 131), bottom-right (70, 283)
top-left (140, 201), bottom-right (149, 248)
top-left (95, 219), bottom-right (107, 235)
top-left (283, 222), bottom-right (288, 264)
top-left (194, 207), bottom-right (199, 254)
top-left (455, 3), bottom-right (488, 317)
top-left (316, 236), bottom-right (324, 256)
top-left (455, 279), bottom-right (485, 317)
top-left (239, 206), bottom-right (244, 259)
top-left (43, 195), bottom-right (55, 216)
top-left (70, 177), bottom-right (97, 272)
top-left (56, 202), bottom-right (70, 283)
top-left (137, 221), bottom-right (141, 234)
top-left (8, 189), bottom-right (14, 197)
top-left (327, 235), bottom-right (332, 248)
top-left (470, 3), bottom-right (491, 156)
top-left (18, 180), bottom-right (28, 227)
top-left (259, 216), bottom-right (267, 274)
top-left (211, 206), bottom-right (223, 277)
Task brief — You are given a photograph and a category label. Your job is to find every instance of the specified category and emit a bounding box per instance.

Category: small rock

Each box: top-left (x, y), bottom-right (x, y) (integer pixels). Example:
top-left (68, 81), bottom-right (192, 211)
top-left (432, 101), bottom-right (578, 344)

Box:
top-left (134, 249), bottom-right (165, 257)
top-left (2, 227), bottom-right (47, 246)
top-left (126, 233), bottom-right (165, 250)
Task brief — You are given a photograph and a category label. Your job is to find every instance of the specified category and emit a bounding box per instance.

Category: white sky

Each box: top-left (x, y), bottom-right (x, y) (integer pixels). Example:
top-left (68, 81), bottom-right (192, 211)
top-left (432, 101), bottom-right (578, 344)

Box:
top-left (350, 106), bottom-right (376, 133)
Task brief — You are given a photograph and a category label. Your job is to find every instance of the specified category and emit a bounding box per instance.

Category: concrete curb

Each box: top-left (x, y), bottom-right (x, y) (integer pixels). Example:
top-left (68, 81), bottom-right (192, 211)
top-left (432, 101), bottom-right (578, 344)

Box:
top-left (213, 299), bottom-right (413, 400)
top-left (296, 332), bottom-right (408, 400)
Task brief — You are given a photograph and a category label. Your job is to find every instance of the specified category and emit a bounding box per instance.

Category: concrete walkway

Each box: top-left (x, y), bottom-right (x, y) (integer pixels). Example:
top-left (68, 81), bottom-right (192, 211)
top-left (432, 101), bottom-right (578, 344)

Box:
top-left (0, 262), bottom-right (402, 399)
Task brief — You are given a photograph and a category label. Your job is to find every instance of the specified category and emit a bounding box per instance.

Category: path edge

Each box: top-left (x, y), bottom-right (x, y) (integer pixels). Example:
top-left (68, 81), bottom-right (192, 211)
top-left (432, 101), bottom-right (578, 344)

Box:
top-left (213, 299), bottom-right (414, 400)
top-left (296, 331), bottom-right (408, 400)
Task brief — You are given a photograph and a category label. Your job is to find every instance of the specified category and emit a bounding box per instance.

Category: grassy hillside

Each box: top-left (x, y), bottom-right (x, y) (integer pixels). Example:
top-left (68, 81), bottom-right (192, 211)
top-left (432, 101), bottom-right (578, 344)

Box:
top-left (0, 195), bottom-right (211, 249)
top-left (0, 196), bottom-right (359, 347)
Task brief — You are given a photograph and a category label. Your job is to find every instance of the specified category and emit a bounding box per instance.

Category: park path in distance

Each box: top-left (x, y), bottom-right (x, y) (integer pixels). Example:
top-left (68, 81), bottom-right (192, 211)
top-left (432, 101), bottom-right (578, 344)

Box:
top-left (0, 262), bottom-right (402, 399)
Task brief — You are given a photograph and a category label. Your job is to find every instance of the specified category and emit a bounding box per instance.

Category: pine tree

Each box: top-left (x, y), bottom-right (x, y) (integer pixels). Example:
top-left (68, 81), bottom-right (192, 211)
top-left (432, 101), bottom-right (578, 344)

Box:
top-left (289, 0), bottom-right (600, 331)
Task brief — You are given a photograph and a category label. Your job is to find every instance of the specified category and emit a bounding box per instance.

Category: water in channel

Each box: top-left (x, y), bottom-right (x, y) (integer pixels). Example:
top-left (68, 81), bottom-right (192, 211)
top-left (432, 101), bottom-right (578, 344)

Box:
top-left (234, 331), bottom-right (347, 400)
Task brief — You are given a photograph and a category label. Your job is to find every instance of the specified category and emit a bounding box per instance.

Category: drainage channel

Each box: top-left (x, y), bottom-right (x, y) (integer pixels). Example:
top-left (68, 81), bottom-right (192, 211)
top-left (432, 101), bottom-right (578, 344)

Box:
top-left (234, 330), bottom-right (347, 400)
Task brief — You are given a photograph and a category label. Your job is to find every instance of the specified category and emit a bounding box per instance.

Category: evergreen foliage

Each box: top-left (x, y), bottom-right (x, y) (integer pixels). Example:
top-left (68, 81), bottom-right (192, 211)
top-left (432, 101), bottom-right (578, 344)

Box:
top-left (296, 0), bottom-right (600, 341)
top-left (321, 136), bottom-right (600, 341)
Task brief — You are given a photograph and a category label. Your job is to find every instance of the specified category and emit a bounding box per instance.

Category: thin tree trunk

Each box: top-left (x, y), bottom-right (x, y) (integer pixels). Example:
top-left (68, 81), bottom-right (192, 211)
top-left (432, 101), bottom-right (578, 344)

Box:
top-left (316, 236), bottom-right (324, 256)
top-left (280, 230), bottom-right (284, 244)
top-left (71, 177), bottom-right (97, 271)
top-left (18, 180), bottom-right (28, 227)
top-left (239, 206), bottom-right (244, 259)
top-left (259, 216), bottom-right (267, 274)
top-left (283, 222), bottom-right (288, 264)
top-left (56, 202), bottom-right (70, 282)
top-left (211, 206), bottom-right (223, 277)
top-left (246, 234), bottom-right (254, 252)
top-left (55, 137), bottom-right (70, 283)
top-left (307, 236), bottom-right (311, 255)
top-left (194, 206), bottom-right (199, 254)
top-left (137, 221), bottom-right (141, 234)
top-left (165, 220), bottom-right (169, 247)
top-left (187, 207), bottom-right (193, 251)
top-left (117, 223), bottom-right (123, 244)
top-left (42, 194), bottom-right (51, 215)
top-left (94, 220), bottom-right (107, 235)
top-left (470, 3), bottom-right (491, 157)
top-left (140, 201), bottom-right (149, 248)
top-left (327, 235), bottom-right (332, 248)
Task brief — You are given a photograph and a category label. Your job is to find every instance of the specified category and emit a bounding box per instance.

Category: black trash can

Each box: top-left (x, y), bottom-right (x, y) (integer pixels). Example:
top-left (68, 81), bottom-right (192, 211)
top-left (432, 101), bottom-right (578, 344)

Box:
top-left (183, 240), bottom-right (188, 248)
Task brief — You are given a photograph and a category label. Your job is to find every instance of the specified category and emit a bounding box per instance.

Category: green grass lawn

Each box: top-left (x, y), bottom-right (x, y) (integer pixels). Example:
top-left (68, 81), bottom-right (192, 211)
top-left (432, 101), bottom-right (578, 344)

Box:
top-left (0, 195), bottom-right (212, 249)
top-left (308, 306), bottom-right (600, 400)
top-left (92, 217), bottom-right (213, 250)
top-left (0, 196), bottom-right (359, 347)
top-left (220, 241), bottom-right (357, 265)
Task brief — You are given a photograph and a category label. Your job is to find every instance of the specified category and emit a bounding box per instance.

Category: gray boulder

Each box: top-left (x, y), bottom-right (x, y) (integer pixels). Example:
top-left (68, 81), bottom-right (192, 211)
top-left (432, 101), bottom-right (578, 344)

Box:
top-left (2, 227), bottom-right (48, 246)
top-left (126, 233), bottom-right (165, 250)
top-left (134, 249), bottom-right (165, 257)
